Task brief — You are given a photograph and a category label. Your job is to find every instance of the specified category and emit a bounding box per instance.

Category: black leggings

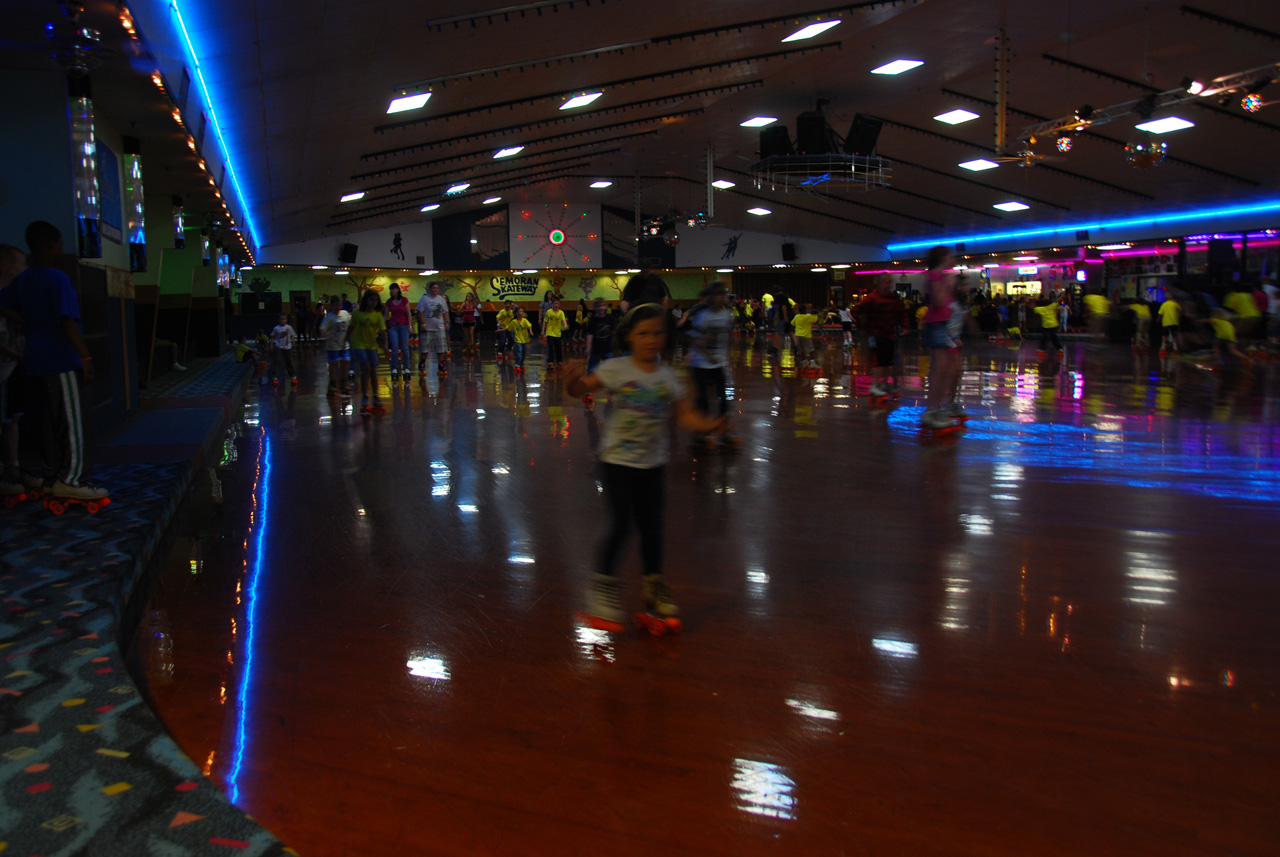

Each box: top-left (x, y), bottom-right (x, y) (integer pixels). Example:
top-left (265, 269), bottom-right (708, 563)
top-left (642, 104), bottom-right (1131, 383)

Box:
top-left (692, 366), bottom-right (728, 417)
top-left (1040, 328), bottom-right (1061, 351)
top-left (598, 462), bottom-right (665, 578)
top-left (547, 335), bottom-right (564, 364)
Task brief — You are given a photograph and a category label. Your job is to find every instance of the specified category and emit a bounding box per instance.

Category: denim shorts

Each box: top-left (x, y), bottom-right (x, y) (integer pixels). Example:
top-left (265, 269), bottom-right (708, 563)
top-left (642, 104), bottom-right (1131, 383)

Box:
top-left (326, 348), bottom-right (350, 364)
top-left (352, 348), bottom-right (378, 365)
top-left (922, 321), bottom-right (955, 350)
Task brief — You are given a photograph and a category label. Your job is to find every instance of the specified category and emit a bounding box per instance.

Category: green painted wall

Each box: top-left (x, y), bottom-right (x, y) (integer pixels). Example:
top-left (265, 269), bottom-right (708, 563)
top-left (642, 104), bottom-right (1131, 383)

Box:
top-left (156, 226), bottom-right (210, 294)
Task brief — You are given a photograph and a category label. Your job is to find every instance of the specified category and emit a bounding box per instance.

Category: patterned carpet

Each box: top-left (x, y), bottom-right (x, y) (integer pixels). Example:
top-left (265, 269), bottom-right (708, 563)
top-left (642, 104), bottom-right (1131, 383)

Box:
top-left (1, 357), bottom-right (290, 855)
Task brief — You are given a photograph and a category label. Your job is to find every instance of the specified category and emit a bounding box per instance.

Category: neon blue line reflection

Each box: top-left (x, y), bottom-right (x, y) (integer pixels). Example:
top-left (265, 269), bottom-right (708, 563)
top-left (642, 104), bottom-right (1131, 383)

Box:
top-left (228, 431), bottom-right (271, 805)
top-left (170, 0), bottom-right (260, 249)
top-left (886, 199), bottom-right (1280, 253)
top-left (887, 406), bottom-right (1280, 504)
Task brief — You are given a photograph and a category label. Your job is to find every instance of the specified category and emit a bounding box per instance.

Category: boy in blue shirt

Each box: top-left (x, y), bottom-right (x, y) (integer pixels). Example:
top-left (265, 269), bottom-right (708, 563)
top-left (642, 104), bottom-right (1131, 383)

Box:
top-left (0, 222), bottom-right (107, 502)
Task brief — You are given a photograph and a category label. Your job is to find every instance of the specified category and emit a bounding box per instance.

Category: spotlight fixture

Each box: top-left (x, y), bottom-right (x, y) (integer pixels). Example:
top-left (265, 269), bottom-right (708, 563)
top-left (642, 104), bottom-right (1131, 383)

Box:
top-left (1133, 94), bottom-right (1159, 121)
top-left (1075, 104), bottom-right (1095, 121)
top-left (1181, 78), bottom-right (1204, 96)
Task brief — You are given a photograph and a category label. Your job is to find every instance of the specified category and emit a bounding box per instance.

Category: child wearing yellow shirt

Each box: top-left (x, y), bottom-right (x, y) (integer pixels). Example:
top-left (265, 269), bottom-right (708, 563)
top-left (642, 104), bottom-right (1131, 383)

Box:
top-left (510, 307), bottom-right (534, 374)
top-left (542, 299), bottom-right (568, 370)
top-left (792, 305), bottom-right (821, 370)
top-left (495, 301), bottom-right (515, 358)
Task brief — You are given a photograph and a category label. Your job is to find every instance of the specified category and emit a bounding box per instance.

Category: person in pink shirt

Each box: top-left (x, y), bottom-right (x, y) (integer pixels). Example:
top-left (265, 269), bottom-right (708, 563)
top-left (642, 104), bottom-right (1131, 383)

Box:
top-left (920, 246), bottom-right (962, 429)
top-left (383, 283), bottom-right (412, 382)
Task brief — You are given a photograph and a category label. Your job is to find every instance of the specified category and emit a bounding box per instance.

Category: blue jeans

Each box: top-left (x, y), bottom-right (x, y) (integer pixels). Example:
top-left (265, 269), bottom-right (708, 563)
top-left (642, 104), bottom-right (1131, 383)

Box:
top-left (514, 342), bottom-right (525, 366)
top-left (587, 349), bottom-right (612, 374)
top-left (387, 324), bottom-right (410, 373)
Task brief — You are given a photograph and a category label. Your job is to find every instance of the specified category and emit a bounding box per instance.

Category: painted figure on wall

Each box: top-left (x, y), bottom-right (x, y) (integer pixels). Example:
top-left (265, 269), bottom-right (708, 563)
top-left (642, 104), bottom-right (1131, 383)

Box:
top-left (390, 232), bottom-right (405, 261)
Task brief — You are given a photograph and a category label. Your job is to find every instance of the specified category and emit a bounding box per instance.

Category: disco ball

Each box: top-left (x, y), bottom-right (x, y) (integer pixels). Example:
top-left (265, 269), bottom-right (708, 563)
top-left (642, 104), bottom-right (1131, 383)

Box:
top-left (1056, 136), bottom-right (1073, 153)
top-left (1125, 136), bottom-right (1167, 168)
top-left (662, 227), bottom-right (680, 246)
top-left (1242, 93), bottom-right (1263, 113)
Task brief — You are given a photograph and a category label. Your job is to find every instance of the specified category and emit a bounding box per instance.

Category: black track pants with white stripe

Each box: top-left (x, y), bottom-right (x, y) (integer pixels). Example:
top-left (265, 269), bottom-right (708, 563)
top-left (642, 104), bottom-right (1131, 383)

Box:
top-left (23, 371), bottom-right (90, 486)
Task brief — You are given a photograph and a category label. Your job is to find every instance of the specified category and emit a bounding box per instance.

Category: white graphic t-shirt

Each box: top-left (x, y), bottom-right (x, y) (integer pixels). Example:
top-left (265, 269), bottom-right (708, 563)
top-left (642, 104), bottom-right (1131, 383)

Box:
top-left (418, 294), bottom-right (450, 331)
top-left (686, 306), bottom-right (734, 369)
top-left (270, 323), bottom-right (296, 350)
top-left (320, 310), bottom-right (350, 351)
top-left (595, 357), bottom-right (686, 468)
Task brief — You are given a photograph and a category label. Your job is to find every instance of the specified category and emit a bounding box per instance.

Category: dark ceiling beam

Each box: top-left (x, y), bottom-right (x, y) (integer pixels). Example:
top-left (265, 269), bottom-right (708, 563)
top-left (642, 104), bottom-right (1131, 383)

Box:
top-left (425, 0), bottom-right (913, 37)
top-left (336, 152), bottom-right (617, 216)
top-left (716, 167), bottom-right (945, 228)
top-left (1179, 6), bottom-right (1280, 42)
top-left (940, 87), bottom-right (1259, 186)
top-left (882, 186), bottom-right (1001, 219)
top-left (376, 42), bottom-right (832, 132)
top-left (357, 111), bottom-right (699, 177)
top-left (882, 154), bottom-right (1071, 211)
top-left (1041, 53), bottom-right (1280, 134)
top-left (352, 134), bottom-right (651, 193)
top-left (328, 165), bottom-right (590, 228)
top-left (878, 118), bottom-right (1155, 200)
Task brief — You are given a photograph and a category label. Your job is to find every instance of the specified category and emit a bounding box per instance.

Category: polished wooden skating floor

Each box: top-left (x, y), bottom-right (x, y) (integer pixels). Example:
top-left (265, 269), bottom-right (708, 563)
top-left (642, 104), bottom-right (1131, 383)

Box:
top-left (129, 340), bottom-right (1280, 857)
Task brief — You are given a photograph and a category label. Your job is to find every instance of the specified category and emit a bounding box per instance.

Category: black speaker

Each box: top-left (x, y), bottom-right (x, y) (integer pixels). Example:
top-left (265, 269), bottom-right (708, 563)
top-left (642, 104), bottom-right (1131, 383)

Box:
top-left (844, 114), bottom-right (883, 156)
top-left (795, 111), bottom-right (837, 155)
top-left (782, 242), bottom-right (798, 261)
top-left (760, 126), bottom-right (794, 158)
top-left (338, 243), bottom-right (359, 264)
top-left (1207, 238), bottom-right (1237, 270)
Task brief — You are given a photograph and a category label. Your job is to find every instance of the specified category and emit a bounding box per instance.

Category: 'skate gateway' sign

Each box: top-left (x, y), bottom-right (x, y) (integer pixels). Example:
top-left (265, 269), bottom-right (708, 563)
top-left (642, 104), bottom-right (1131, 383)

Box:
top-left (490, 275), bottom-right (541, 299)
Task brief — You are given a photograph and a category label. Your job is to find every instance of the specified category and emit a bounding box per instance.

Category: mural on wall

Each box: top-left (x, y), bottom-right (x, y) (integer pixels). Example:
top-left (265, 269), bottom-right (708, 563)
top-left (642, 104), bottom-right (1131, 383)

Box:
top-left (510, 203), bottom-right (602, 270)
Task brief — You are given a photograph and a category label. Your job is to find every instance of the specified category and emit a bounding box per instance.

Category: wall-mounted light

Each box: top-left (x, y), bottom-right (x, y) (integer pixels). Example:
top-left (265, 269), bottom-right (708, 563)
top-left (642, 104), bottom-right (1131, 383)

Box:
top-left (68, 76), bottom-right (101, 258)
top-left (123, 136), bottom-right (146, 272)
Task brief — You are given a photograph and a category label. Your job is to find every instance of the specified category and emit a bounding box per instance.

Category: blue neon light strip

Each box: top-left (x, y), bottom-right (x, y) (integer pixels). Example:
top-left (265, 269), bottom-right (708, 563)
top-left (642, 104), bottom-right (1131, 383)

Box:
top-left (228, 432), bottom-right (270, 805)
top-left (886, 199), bottom-right (1280, 253)
top-left (169, 0), bottom-right (260, 251)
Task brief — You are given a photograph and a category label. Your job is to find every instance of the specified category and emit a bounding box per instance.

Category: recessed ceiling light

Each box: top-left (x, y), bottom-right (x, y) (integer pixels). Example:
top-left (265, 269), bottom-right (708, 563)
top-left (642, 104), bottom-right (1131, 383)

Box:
top-left (1134, 117), bottom-right (1194, 134)
top-left (560, 92), bottom-right (603, 110)
top-left (1013, 255), bottom-right (1038, 261)
top-left (772, 263), bottom-right (787, 268)
top-left (831, 264), bottom-right (851, 269)
top-left (482, 196), bottom-right (502, 204)
top-left (615, 270), bottom-right (629, 274)
top-left (445, 183), bottom-right (470, 195)
top-left (740, 116), bottom-right (777, 127)
top-left (494, 146), bottom-right (524, 158)
top-left (387, 92), bottom-right (431, 114)
top-left (959, 159), bottom-right (999, 171)
top-left (626, 268), bottom-right (641, 273)
top-left (521, 269), bottom-right (538, 274)
top-left (871, 59), bottom-right (923, 75)
top-left (590, 180), bottom-right (613, 188)
top-left (421, 204), bottom-right (440, 212)
top-left (716, 268), bottom-right (733, 273)
top-left (811, 267), bottom-right (828, 272)
top-left (418, 269), bottom-right (438, 275)
top-left (781, 20), bottom-right (840, 42)
top-left (311, 265), bottom-right (328, 270)
top-left (339, 192), bottom-right (365, 202)
top-left (982, 263), bottom-right (1000, 267)
top-left (993, 201), bottom-right (1030, 212)
top-left (712, 179), bottom-right (736, 189)
top-left (334, 269), bottom-right (349, 275)
top-left (470, 239), bottom-right (479, 244)
top-left (1096, 243), bottom-right (1132, 250)
top-left (748, 207), bottom-right (771, 215)
top-left (934, 109), bottom-right (979, 125)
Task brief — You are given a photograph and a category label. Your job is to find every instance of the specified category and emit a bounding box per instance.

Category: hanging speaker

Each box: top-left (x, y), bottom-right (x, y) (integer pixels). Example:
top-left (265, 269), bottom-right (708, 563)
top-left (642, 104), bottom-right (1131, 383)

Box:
top-left (844, 114), bottom-right (883, 156)
top-left (795, 111), bottom-right (837, 155)
top-left (760, 126), bottom-right (794, 158)
top-left (782, 242), bottom-right (798, 261)
top-left (338, 243), bottom-right (359, 264)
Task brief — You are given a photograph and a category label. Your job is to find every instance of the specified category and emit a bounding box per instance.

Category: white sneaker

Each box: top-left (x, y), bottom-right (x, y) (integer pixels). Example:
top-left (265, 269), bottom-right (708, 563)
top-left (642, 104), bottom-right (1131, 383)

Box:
top-left (172, 362), bottom-right (187, 371)
top-left (868, 383), bottom-right (888, 397)
top-left (587, 573), bottom-right (624, 624)
top-left (921, 409), bottom-right (954, 429)
top-left (51, 480), bottom-right (109, 500)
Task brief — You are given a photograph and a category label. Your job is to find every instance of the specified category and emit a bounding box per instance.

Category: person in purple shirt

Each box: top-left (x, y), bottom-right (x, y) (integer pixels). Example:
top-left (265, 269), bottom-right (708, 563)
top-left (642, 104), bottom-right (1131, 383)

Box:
top-left (0, 222), bottom-right (107, 501)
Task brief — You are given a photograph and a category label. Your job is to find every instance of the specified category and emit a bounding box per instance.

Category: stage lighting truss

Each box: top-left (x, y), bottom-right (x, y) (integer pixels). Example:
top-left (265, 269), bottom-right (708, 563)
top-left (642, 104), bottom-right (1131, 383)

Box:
top-left (640, 212), bottom-right (709, 242)
top-left (748, 153), bottom-right (891, 193)
top-left (1017, 60), bottom-right (1279, 144)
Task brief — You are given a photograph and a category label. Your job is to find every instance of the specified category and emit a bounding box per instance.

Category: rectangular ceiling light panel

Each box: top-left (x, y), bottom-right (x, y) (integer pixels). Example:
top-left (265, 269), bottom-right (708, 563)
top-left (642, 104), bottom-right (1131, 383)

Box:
top-left (871, 59), bottom-right (923, 75)
top-left (959, 159), bottom-right (999, 171)
top-left (560, 92), bottom-right (604, 110)
top-left (935, 109), bottom-right (979, 124)
top-left (1134, 117), bottom-right (1194, 134)
top-left (781, 21), bottom-right (840, 42)
top-left (993, 202), bottom-right (1030, 212)
top-left (387, 93), bottom-right (431, 114)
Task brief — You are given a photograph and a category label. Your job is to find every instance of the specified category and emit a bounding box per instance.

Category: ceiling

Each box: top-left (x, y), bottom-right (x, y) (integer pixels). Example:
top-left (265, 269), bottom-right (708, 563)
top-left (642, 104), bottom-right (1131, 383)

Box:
top-left (6, 0), bottom-right (1280, 261)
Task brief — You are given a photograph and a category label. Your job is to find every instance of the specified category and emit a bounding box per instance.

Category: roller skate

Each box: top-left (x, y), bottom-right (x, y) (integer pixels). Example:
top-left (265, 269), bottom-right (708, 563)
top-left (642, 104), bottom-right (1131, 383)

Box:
top-left (290, 376), bottom-right (298, 387)
top-left (577, 573), bottom-right (625, 633)
top-left (583, 394), bottom-right (594, 411)
top-left (514, 365), bottom-right (525, 375)
top-left (418, 362), bottom-right (427, 377)
top-left (943, 401), bottom-right (969, 423)
top-left (919, 407), bottom-right (965, 439)
top-left (636, 575), bottom-right (682, 636)
top-left (867, 382), bottom-right (890, 405)
top-left (43, 481), bottom-right (111, 515)
top-left (1, 478), bottom-right (26, 509)
top-left (271, 377), bottom-right (280, 388)
top-left (437, 360), bottom-right (449, 377)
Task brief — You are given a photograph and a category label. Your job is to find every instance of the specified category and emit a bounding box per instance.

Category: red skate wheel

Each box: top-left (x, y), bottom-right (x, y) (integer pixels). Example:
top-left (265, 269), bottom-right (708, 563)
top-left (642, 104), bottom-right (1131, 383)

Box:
top-left (86, 502), bottom-right (100, 514)
top-left (664, 618), bottom-right (683, 633)
top-left (48, 500), bottom-right (65, 515)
